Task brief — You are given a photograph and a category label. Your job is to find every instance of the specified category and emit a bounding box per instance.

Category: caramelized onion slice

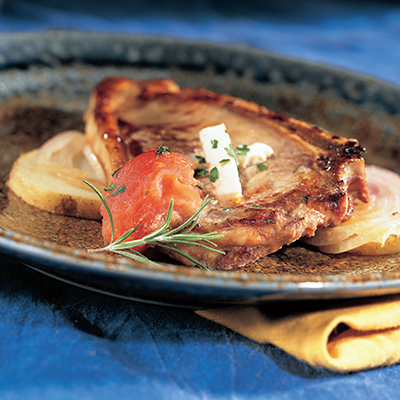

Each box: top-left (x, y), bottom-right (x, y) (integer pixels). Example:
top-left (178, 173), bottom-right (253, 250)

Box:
top-left (304, 165), bottom-right (400, 255)
top-left (36, 130), bottom-right (107, 186)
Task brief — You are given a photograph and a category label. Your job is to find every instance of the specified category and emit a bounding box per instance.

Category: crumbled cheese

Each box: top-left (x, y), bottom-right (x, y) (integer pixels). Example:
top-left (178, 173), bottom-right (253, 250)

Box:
top-left (238, 142), bottom-right (274, 168)
top-left (199, 124), bottom-right (242, 201)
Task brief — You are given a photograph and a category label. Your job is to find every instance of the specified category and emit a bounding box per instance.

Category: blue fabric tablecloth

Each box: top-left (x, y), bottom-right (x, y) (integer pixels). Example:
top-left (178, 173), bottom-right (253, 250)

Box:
top-left (1, 1), bottom-right (400, 399)
top-left (1, 0), bottom-right (400, 86)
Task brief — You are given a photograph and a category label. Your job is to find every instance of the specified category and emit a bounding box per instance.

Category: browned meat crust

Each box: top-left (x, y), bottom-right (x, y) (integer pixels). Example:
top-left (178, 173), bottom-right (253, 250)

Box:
top-left (85, 77), bottom-right (369, 270)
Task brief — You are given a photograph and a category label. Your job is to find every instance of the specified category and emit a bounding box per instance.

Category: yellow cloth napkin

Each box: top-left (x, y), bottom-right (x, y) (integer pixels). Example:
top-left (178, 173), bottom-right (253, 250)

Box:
top-left (196, 294), bottom-right (400, 372)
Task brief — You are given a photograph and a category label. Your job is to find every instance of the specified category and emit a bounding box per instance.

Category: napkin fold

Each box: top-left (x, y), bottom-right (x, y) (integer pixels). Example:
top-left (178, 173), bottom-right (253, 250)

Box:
top-left (196, 294), bottom-right (400, 372)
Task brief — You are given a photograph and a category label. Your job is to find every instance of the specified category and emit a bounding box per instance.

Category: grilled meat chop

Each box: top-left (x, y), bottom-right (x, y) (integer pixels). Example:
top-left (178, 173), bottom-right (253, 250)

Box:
top-left (85, 77), bottom-right (369, 270)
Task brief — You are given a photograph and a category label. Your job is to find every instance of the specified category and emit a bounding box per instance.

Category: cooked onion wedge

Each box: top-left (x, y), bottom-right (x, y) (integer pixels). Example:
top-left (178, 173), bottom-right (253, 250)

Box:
top-left (304, 165), bottom-right (400, 255)
top-left (8, 131), bottom-right (106, 220)
top-left (36, 130), bottom-right (107, 185)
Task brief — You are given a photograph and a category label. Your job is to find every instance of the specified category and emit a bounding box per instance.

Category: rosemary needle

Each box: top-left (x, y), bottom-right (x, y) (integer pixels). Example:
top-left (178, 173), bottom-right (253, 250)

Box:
top-left (83, 180), bottom-right (224, 271)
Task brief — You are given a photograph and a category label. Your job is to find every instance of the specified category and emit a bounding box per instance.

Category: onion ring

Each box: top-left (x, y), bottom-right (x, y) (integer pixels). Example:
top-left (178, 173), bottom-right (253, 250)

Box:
top-left (304, 165), bottom-right (400, 255)
top-left (36, 130), bottom-right (107, 187)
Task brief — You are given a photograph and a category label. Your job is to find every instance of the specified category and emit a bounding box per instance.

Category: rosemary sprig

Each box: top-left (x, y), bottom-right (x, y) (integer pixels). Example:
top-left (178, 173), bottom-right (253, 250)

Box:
top-left (83, 180), bottom-right (224, 271)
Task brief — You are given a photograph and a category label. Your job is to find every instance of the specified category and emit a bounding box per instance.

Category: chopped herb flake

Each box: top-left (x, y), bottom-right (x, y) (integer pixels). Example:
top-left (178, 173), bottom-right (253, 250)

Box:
top-left (144, 190), bottom-right (149, 196)
top-left (155, 145), bottom-right (173, 157)
top-left (211, 139), bottom-right (219, 149)
top-left (219, 158), bottom-right (231, 165)
top-left (196, 185), bottom-right (203, 190)
top-left (236, 144), bottom-right (250, 155)
top-left (195, 155), bottom-right (206, 164)
top-left (111, 167), bottom-right (122, 177)
top-left (109, 184), bottom-right (127, 198)
top-left (252, 205), bottom-right (260, 208)
top-left (293, 165), bottom-right (299, 173)
top-left (194, 167), bottom-right (208, 178)
top-left (223, 207), bottom-right (233, 211)
top-left (104, 182), bottom-right (116, 192)
top-left (257, 163), bottom-right (267, 171)
top-left (209, 167), bottom-right (219, 183)
top-left (300, 195), bottom-right (309, 203)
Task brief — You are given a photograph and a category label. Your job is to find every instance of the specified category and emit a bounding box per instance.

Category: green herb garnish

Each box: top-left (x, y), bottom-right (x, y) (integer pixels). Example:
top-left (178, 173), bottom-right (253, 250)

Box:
top-left (300, 195), bottom-right (309, 203)
top-left (83, 180), bottom-right (224, 271)
top-left (155, 145), bottom-right (173, 157)
top-left (293, 165), bottom-right (299, 173)
top-left (209, 167), bottom-right (219, 183)
top-left (112, 167), bottom-right (122, 177)
top-left (257, 163), bottom-right (267, 171)
top-left (236, 144), bottom-right (250, 156)
top-left (195, 155), bottom-right (206, 164)
top-left (109, 184), bottom-right (127, 198)
top-left (219, 158), bottom-right (231, 165)
top-left (104, 182), bottom-right (116, 192)
top-left (194, 167), bottom-right (209, 177)
top-left (211, 139), bottom-right (219, 149)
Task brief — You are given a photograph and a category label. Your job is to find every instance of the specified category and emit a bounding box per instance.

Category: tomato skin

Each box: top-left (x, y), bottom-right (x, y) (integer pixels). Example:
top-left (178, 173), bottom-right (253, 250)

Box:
top-left (101, 149), bottom-right (203, 252)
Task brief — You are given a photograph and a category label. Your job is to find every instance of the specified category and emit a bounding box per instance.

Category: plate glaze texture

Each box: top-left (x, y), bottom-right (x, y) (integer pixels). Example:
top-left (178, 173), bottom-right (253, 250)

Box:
top-left (1, 30), bottom-right (400, 308)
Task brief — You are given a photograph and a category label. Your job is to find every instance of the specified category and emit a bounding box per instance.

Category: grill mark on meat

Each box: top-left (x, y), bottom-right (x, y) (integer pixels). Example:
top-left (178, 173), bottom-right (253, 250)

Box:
top-left (238, 211), bottom-right (277, 226)
top-left (328, 191), bottom-right (346, 207)
top-left (343, 141), bottom-right (366, 157)
top-left (222, 210), bottom-right (278, 228)
top-left (316, 156), bottom-right (332, 171)
top-left (85, 77), bottom-right (369, 270)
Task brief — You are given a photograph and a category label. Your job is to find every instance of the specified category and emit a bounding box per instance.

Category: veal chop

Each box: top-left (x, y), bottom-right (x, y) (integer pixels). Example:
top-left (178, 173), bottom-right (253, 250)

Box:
top-left (85, 77), bottom-right (369, 270)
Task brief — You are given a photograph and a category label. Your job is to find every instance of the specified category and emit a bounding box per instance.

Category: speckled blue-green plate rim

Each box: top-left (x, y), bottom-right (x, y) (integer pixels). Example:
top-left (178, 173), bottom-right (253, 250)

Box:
top-left (1, 30), bottom-right (400, 308)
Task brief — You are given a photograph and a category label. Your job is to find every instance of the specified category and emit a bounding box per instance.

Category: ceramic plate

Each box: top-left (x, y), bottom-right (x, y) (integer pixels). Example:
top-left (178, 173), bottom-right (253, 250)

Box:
top-left (1, 30), bottom-right (400, 308)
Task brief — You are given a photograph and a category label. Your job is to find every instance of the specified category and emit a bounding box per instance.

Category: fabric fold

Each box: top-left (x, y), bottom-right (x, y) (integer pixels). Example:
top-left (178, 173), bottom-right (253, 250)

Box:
top-left (196, 294), bottom-right (400, 372)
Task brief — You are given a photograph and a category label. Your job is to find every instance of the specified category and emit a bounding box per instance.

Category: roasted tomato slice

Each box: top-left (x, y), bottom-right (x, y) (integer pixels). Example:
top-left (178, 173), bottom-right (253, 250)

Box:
top-left (101, 148), bottom-right (203, 252)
